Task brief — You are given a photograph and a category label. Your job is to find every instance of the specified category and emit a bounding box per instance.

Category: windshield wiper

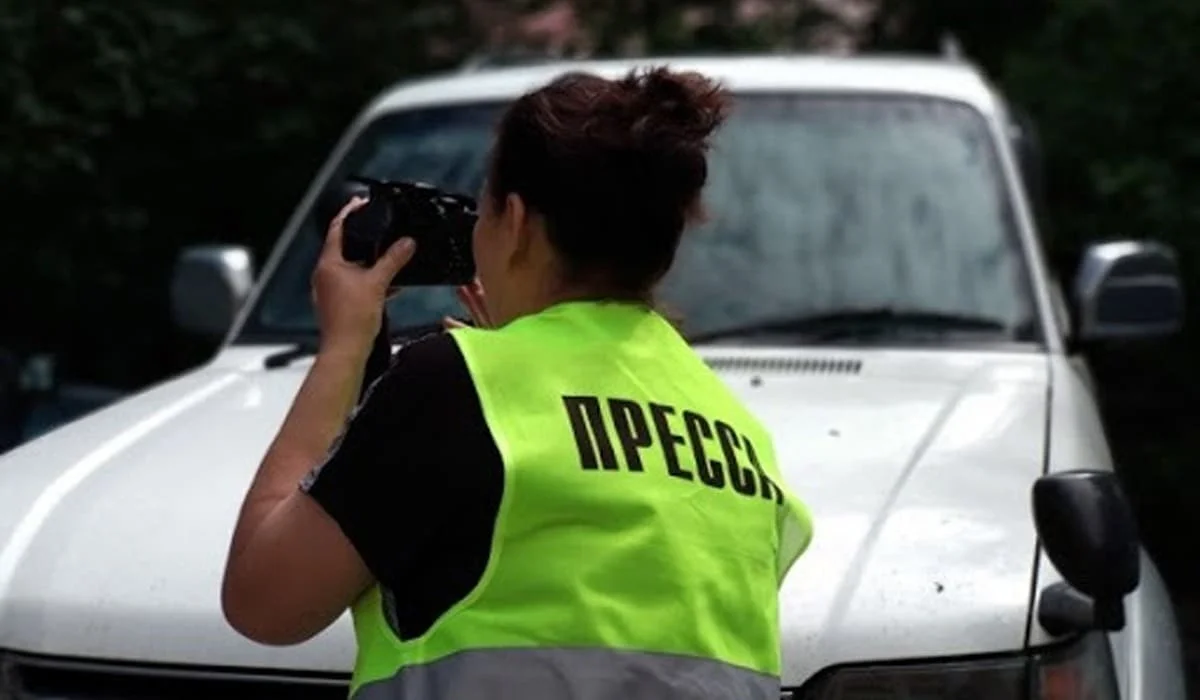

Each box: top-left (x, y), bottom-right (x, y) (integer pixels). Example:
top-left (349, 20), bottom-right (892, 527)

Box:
top-left (262, 321), bottom-right (458, 369)
top-left (263, 341), bottom-right (319, 369)
top-left (688, 307), bottom-right (1014, 345)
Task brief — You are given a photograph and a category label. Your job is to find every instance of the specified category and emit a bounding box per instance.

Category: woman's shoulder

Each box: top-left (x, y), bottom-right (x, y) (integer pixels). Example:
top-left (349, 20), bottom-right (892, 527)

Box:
top-left (372, 331), bottom-right (475, 402)
top-left (392, 329), bottom-right (463, 369)
top-left (443, 324), bottom-right (537, 364)
top-left (383, 327), bottom-right (546, 397)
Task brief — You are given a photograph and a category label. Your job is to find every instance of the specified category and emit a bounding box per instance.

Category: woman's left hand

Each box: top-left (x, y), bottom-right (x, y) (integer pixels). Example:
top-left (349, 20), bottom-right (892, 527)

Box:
top-left (312, 197), bottom-right (416, 356)
top-left (443, 279), bottom-right (493, 330)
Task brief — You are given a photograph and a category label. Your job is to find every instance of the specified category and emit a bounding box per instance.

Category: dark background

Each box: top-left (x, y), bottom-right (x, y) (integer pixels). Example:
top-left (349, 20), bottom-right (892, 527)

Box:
top-left (2, 0), bottom-right (1196, 682)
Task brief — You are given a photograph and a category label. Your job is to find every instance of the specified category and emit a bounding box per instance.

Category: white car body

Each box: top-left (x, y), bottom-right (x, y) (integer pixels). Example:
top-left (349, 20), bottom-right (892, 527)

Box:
top-left (0, 56), bottom-right (1188, 698)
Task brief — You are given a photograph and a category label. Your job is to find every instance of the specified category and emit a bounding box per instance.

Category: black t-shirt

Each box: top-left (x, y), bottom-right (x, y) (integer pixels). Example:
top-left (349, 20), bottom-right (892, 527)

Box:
top-left (301, 332), bottom-right (503, 641)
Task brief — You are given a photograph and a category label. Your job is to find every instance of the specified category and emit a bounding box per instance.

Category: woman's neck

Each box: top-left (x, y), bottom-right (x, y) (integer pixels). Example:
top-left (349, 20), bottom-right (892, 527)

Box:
top-left (498, 282), bottom-right (651, 328)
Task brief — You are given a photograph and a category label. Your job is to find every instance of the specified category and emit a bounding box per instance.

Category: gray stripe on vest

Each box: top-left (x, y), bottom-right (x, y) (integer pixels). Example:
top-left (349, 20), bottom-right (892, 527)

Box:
top-left (354, 647), bottom-right (779, 700)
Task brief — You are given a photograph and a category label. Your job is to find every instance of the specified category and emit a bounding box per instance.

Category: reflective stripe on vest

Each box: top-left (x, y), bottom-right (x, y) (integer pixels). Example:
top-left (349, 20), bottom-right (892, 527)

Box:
top-left (353, 647), bottom-right (780, 700)
top-left (348, 301), bottom-right (814, 699)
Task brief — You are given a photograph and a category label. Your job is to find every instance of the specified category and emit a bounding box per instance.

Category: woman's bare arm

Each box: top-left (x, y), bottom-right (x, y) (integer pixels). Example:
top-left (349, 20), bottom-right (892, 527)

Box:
top-left (221, 345), bottom-right (372, 645)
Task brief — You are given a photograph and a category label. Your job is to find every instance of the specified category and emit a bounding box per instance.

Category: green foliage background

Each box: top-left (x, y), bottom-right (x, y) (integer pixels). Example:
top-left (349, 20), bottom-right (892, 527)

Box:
top-left (994, 0), bottom-right (1200, 593)
top-left (0, 0), bottom-right (475, 384)
top-left (1, 0), bottom-right (1196, 603)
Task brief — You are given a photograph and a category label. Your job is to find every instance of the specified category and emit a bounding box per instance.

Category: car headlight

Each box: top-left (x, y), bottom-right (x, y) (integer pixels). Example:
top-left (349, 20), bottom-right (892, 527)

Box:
top-left (794, 632), bottom-right (1117, 700)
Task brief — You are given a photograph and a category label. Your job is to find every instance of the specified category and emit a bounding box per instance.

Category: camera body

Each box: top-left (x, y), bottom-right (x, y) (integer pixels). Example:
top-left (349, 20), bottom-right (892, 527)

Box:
top-left (339, 176), bottom-right (477, 287)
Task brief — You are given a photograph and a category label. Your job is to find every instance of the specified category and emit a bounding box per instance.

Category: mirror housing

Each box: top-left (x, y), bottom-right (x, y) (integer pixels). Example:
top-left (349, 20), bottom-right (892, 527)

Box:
top-left (170, 245), bottom-right (255, 339)
top-left (1033, 470), bottom-right (1140, 635)
top-left (1072, 240), bottom-right (1183, 342)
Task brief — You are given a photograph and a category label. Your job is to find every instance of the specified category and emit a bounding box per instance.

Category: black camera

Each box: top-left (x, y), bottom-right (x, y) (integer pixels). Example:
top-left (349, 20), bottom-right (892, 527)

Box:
top-left (336, 176), bottom-right (477, 287)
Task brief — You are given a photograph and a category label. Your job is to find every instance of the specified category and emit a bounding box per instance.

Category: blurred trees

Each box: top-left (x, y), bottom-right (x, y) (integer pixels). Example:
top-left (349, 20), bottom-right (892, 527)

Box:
top-left (997, 0), bottom-right (1200, 591)
top-left (1, 0), bottom-right (1198, 590)
top-left (863, 0), bottom-right (1050, 66)
top-left (0, 0), bottom-right (475, 385)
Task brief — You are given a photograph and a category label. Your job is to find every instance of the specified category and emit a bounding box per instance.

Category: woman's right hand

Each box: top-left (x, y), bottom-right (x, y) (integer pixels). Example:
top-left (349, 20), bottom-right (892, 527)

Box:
top-left (443, 279), bottom-right (493, 330)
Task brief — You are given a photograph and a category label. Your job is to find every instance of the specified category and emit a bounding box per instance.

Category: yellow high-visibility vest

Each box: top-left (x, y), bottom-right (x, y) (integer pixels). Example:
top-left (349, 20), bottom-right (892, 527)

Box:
top-left (349, 300), bottom-right (813, 699)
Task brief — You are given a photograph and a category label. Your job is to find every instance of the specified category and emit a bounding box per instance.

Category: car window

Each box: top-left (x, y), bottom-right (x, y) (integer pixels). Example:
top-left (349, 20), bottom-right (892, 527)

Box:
top-left (238, 94), bottom-right (1039, 345)
top-left (660, 95), bottom-right (1032, 335)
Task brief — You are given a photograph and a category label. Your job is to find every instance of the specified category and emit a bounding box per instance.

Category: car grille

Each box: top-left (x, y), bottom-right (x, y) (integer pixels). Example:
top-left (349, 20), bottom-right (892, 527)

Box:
top-left (1, 652), bottom-right (349, 699)
top-left (2, 652), bottom-right (801, 699)
top-left (704, 355), bottom-right (864, 375)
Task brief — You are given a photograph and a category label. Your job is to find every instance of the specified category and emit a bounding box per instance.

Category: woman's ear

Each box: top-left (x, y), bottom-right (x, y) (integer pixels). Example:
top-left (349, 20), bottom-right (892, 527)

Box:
top-left (505, 192), bottom-right (532, 260)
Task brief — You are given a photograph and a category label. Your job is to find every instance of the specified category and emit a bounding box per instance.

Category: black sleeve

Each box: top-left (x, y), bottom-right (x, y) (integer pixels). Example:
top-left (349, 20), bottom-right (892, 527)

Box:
top-left (357, 308), bottom-right (395, 403)
top-left (301, 332), bottom-right (503, 629)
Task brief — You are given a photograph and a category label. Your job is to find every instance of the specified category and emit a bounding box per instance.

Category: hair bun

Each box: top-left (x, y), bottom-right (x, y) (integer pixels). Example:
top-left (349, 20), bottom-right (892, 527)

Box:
top-left (622, 66), bottom-right (730, 149)
top-left (487, 66), bottom-right (730, 296)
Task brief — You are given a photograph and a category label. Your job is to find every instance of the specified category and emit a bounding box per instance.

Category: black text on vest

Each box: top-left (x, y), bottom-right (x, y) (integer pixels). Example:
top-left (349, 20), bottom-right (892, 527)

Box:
top-left (561, 395), bottom-right (784, 503)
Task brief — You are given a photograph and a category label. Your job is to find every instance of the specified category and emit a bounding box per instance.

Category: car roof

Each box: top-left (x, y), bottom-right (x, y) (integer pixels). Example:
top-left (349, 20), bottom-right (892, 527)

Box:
top-left (366, 54), bottom-right (1003, 118)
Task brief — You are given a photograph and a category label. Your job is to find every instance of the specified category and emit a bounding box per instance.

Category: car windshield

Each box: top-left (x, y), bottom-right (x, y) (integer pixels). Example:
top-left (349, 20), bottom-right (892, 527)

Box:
top-left (237, 93), bottom-right (1040, 346)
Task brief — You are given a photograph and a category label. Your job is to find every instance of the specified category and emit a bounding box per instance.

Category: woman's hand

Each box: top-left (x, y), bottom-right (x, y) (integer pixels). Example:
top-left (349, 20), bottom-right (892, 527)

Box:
top-left (313, 197), bottom-right (416, 356)
top-left (443, 279), bottom-right (493, 330)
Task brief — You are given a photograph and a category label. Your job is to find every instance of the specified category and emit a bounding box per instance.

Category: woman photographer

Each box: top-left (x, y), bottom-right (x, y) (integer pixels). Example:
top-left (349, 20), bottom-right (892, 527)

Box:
top-left (222, 66), bottom-right (812, 700)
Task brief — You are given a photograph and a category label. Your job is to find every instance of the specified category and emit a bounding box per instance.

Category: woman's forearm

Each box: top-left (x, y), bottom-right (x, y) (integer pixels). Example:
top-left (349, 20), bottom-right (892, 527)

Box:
top-left (228, 344), bottom-right (369, 561)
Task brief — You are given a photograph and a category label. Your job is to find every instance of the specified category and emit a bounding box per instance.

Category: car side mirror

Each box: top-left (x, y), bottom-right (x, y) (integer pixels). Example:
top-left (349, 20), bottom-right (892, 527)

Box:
top-left (1072, 240), bottom-right (1183, 342)
top-left (170, 245), bottom-right (256, 339)
top-left (1033, 470), bottom-right (1140, 635)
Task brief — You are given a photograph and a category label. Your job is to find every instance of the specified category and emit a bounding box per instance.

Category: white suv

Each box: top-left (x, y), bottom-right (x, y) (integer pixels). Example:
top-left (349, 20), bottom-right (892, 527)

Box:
top-left (0, 55), bottom-right (1189, 699)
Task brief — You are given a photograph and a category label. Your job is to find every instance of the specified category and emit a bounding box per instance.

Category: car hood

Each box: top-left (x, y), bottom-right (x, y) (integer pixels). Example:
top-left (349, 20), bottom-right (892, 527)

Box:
top-left (0, 345), bottom-right (1049, 685)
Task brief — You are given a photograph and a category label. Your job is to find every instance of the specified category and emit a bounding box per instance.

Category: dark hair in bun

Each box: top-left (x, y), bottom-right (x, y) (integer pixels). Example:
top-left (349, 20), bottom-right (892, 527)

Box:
top-left (488, 66), bottom-right (730, 297)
